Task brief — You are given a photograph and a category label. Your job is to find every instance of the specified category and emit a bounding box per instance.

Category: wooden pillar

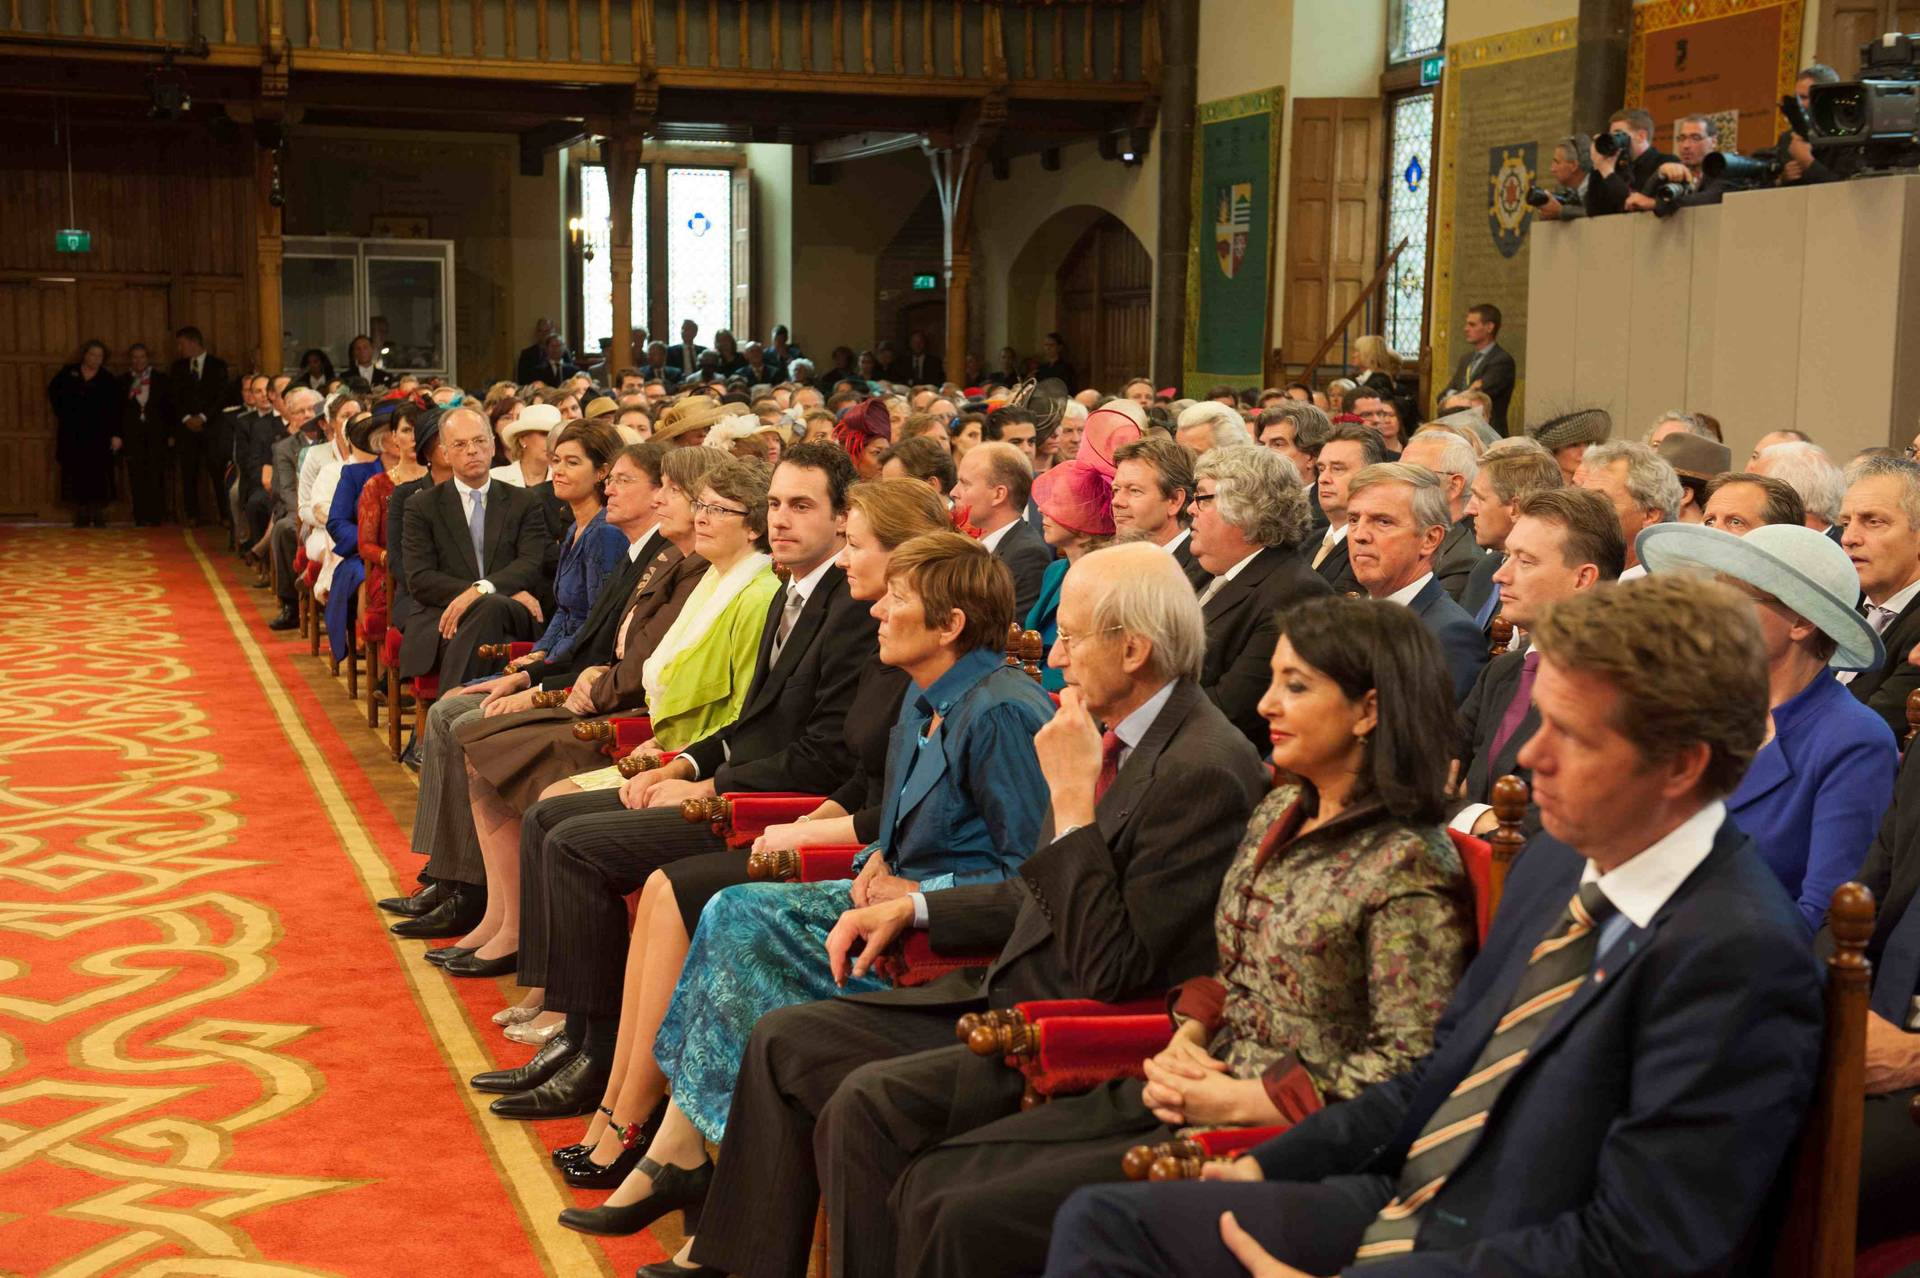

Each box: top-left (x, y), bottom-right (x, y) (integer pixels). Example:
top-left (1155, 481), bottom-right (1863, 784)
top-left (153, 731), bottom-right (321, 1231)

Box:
top-left (604, 133), bottom-right (640, 376)
top-left (1572, 0), bottom-right (1633, 139)
top-left (255, 142), bottom-right (285, 373)
top-left (1152, 0), bottom-right (1197, 391)
top-left (929, 144), bottom-right (984, 387)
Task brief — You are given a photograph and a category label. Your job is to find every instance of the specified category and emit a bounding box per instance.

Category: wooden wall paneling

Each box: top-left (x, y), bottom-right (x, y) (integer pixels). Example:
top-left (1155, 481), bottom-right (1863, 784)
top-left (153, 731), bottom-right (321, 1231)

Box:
top-left (1054, 214), bottom-right (1150, 393)
top-left (1334, 102), bottom-right (1382, 352)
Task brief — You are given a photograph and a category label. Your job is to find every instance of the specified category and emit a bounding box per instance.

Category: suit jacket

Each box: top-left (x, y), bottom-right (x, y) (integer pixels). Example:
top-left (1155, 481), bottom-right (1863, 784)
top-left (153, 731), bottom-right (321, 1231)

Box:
top-left (678, 565), bottom-right (876, 795)
top-left (269, 431), bottom-right (311, 521)
top-left (1458, 552), bottom-right (1502, 631)
top-left (1406, 575), bottom-right (1487, 704)
top-left (993, 518), bottom-right (1054, 619)
top-left (401, 478), bottom-right (551, 608)
top-left (1200, 546), bottom-right (1332, 754)
top-left (521, 529), bottom-right (664, 690)
top-left (121, 367), bottom-right (171, 433)
top-left (1847, 590), bottom-right (1920, 740)
top-left (590, 546), bottom-right (707, 713)
top-left (906, 352), bottom-right (945, 384)
top-left (1848, 739), bottom-right (1920, 969)
top-left (853, 678), bottom-right (1269, 1011)
top-left (1304, 531), bottom-right (1362, 596)
top-left (673, 341), bottom-right (707, 374)
top-left (1250, 819), bottom-right (1823, 1276)
top-left (1171, 535), bottom-right (1212, 591)
top-left (514, 344), bottom-right (545, 386)
top-left (1585, 145), bottom-right (1678, 216)
top-left (1442, 344), bottom-right (1515, 432)
top-left (167, 354), bottom-right (230, 430)
top-left (1455, 650), bottom-right (1533, 805)
top-left (1432, 517), bottom-right (1485, 603)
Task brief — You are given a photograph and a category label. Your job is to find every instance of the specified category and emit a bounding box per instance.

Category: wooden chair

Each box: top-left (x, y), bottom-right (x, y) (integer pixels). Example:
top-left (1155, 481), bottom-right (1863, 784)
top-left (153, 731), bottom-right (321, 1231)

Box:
top-left (1904, 688), bottom-right (1920, 751)
top-left (359, 581), bottom-right (381, 729)
top-left (1488, 614), bottom-right (1513, 658)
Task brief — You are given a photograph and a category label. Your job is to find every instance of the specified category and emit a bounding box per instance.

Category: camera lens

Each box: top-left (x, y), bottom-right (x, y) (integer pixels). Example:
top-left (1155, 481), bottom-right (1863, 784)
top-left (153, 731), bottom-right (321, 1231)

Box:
top-left (1815, 87), bottom-right (1867, 138)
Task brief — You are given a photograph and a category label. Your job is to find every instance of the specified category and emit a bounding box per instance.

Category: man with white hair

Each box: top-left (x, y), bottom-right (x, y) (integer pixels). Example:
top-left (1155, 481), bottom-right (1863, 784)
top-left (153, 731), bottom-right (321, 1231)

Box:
top-left (1575, 440), bottom-right (1683, 579)
top-left (1057, 400), bottom-right (1088, 463)
top-left (1346, 461), bottom-right (1487, 701)
top-left (1754, 439), bottom-right (1845, 542)
top-left (689, 542), bottom-right (1270, 1278)
top-left (1400, 427), bottom-right (1488, 601)
top-left (1174, 401), bottom-right (1254, 454)
top-left (264, 386), bottom-right (325, 630)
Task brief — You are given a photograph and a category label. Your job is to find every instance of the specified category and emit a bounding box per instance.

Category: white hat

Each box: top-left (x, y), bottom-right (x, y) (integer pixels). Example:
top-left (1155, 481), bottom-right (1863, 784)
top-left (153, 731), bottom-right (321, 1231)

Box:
top-left (1636, 521), bottom-right (1883, 671)
top-left (504, 403), bottom-right (562, 443)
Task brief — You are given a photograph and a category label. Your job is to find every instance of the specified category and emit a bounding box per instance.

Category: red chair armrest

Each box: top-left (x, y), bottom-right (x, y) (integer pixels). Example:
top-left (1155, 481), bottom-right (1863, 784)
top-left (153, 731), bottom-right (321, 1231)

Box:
top-left (1015, 997), bottom-right (1164, 1022)
top-left (1189, 1125), bottom-right (1286, 1158)
top-left (798, 845), bottom-right (864, 882)
top-left (1019, 1015), bottom-right (1174, 1099)
top-left (729, 793), bottom-right (828, 840)
top-left (1450, 830), bottom-right (1493, 946)
top-left (383, 627), bottom-right (404, 664)
top-left (414, 675), bottom-right (440, 699)
top-left (507, 642), bottom-right (533, 660)
top-left (876, 931), bottom-right (997, 988)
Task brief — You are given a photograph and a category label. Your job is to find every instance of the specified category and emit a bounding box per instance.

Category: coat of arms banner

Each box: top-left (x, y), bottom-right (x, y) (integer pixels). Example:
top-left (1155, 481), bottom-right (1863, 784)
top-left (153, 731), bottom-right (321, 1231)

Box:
top-left (1187, 86), bottom-right (1284, 393)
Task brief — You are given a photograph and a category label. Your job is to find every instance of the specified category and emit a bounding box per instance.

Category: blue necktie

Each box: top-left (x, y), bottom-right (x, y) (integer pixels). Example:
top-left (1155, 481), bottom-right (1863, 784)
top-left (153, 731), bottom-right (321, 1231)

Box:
top-left (467, 487), bottom-right (487, 577)
top-left (1474, 580), bottom-right (1502, 630)
top-left (1872, 895), bottom-right (1920, 1025)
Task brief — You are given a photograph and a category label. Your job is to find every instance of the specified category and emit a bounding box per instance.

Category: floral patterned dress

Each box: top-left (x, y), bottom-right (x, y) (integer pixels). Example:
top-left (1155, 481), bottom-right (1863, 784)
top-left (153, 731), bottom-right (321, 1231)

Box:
top-left (357, 469), bottom-right (396, 637)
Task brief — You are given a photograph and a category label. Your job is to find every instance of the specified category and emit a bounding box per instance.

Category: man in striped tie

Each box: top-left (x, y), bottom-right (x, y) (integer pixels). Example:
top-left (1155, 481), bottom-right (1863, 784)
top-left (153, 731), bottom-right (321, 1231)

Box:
top-left (1044, 575), bottom-right (1825, 1278)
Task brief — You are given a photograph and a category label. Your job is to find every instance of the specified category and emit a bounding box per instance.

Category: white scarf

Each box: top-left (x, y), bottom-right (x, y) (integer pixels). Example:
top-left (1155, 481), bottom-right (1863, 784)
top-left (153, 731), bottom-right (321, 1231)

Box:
top-left (641, 550), bottom-right (772, 704)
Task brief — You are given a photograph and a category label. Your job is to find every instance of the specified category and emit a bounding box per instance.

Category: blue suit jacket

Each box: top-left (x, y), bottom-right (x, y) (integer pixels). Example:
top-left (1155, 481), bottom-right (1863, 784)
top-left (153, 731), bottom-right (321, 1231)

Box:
top-left (1406, 575), bottom-right (1486, 704)
top-left (1252, 819), bottom-right (1823, 1276)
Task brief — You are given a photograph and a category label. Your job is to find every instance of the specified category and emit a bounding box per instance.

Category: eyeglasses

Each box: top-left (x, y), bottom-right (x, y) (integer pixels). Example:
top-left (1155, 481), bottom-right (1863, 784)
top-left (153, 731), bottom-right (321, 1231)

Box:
top-left (445, 437), bottom-right (491, 454)
top-left (1905, 444), bottom-right (1918, 460)
top-left (1053, 625), bottom-right (1124, 653)
top-left (691, 498), bottom-right (750, 520)
top-left (1190, 493), bottom-right (1218, 509)
top-left (605, 472), bottom-right (648, 488)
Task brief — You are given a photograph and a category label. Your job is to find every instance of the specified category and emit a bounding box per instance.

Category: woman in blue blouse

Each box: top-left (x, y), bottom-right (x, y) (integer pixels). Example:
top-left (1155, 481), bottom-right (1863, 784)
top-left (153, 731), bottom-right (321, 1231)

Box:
top-left (1639, 521), bottom-right (1897, 930)
top-left (554, 531), bottom-right (1055, 1237)
top-left (506, 418), bottom-right (628, 672)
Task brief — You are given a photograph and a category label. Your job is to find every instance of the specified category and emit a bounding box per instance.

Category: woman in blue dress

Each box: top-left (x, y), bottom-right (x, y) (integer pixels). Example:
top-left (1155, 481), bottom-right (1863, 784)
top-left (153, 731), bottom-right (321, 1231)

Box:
top-left (555, 530), bottom-right (1056, 1239)
top-left (499, 418), bottom-right (628, 676)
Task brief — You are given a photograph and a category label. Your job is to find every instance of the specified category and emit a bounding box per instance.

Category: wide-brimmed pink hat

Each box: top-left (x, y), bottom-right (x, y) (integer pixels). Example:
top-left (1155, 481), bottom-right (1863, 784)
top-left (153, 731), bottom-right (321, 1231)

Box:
top-left (1077, 404), bottom-right (1145, 479)
top-left (1033, 460), bottom-right (1115, 536)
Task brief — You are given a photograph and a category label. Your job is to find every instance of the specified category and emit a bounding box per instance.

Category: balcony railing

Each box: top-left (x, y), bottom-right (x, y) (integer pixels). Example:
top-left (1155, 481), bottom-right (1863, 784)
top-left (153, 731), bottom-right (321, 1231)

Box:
top-left (4, 0), bottom-right (1158, 93)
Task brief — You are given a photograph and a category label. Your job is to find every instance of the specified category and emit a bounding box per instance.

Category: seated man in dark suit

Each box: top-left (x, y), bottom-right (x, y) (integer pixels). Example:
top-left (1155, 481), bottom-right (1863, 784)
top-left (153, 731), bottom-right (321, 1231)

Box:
top-left (1048, 574), bottom-right (1824, 1278)
top-left (957, 440), bottom-right (1051, 617)
top-left (673, 543), bottom-right (1268, 1278)
top-left (1459, 439), bottom-right (1564, 630)
top-left (1399, 428), bottom-right (1487, 602)
top-left (396, 406), bottom-right (553, 687)
top-left (1346, 462), bottom-right (1486, 702)
top-left (481, 444), bottom-right (873, 1118)
top-left (1110, 435), bottom-right (1208, 590)
top-left (1452, 488), bottom-right (1622, 832)
top-left (1189, 446), bottom-right (1331, 752)
top-left (1858, 743), bottom-right (1920, 1253)
top-left (1839, 455), bottom-right (1920, 738)
top-left (1300, 422), bottom-right (1380, 596)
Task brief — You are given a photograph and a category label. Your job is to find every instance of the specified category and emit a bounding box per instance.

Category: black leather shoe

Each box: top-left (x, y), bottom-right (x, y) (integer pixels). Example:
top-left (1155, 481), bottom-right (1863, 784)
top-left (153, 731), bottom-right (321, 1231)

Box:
top-left (557, 1156), bottom-right (712, 1235)
top-left (470, 1032), bottom-right (575, 1094)
top-left (635, 1263), bottom-right (725, 1278)
top-left (443, 951), bottom-right (517, 978)
top-left (267, 605), bottom-right (298, 631)
top-left (389, 885), bottom-right (486, 939)
top-left (378, 880), bottom-right (447, 916)
top-left (562, 1140), bottom-right (645, 1189)
top-left (423, 945), bottom-right (474, 968)
top-left (490, 1050), bottom-right (609, 1120)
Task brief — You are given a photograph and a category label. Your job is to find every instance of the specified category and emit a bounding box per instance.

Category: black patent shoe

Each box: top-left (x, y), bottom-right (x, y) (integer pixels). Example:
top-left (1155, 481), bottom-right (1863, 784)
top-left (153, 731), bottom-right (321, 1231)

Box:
top-left (562, 1140), bottom-right (645, 1189)
top-left (389, 885), bottom-right (486, 939)
top-left (469, 1032), bottom-right (575, 1094)
top-left (556, 1157), bottom-right (713, 1236)
top-left (379, 879), bottom-right (448, 916)
top-left (443, 950), bottom-right (517, 978)
top-left (423, 945), bottom-right (474, 967)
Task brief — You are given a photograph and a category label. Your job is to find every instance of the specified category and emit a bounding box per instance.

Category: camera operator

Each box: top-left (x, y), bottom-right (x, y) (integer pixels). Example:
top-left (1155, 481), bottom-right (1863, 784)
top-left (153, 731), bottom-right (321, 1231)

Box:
top-left (1624, 114), bottom-right (1720, 213)
top-left (1776, 62), bottom-right (1839, 186)
top-left (1530, 135), bottom-right (1592, 221)
top-left (1586, 108), bottom-right (1675, 216)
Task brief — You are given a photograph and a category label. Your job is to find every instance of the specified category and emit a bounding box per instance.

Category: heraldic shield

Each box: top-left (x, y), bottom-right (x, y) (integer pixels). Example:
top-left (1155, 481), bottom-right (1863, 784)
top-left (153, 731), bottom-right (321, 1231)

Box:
top-left (1215, 181), bottom-right (1252, 279)
top-left (1487, 143), bottom-right (1536, 260)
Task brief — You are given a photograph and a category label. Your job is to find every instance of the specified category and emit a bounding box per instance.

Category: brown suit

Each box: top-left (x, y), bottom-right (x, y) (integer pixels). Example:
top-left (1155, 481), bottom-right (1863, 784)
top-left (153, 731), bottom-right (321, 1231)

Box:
top-left (456, 545), bottom-right (706, 810)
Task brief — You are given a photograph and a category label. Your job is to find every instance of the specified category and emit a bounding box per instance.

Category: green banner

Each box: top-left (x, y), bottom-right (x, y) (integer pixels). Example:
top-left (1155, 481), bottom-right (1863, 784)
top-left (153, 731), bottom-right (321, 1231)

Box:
top-left (1186, 87), bottom-right (1283, 393)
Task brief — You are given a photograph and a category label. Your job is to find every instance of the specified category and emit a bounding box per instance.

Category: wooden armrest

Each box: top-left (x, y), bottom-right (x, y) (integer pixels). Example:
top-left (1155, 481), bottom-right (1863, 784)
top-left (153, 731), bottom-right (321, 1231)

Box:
top-left (745, 843), bottom-right (866, 882)
top-left (530, 688), bottom-right (571, 709)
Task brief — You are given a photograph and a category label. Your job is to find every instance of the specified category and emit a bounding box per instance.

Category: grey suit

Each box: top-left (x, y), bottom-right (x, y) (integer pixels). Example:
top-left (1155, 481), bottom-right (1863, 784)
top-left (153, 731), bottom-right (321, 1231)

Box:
top-left (267, 428), bottom-right (317, 605)
top-left (691, 679), bottom-right (1269, 1278)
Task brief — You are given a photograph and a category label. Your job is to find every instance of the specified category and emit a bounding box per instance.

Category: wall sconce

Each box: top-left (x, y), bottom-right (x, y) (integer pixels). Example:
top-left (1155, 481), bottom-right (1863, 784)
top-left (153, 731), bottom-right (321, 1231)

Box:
top-left (568, 215), bottom-right (596, 263)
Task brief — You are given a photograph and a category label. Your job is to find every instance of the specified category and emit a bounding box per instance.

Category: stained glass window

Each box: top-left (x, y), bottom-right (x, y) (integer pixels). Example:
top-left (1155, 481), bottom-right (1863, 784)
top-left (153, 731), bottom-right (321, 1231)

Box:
top-left (666, 166), bottom-right (733, 343)
top-left (1389, 0), bottom-right (1446, 63)
top-left (1384, 91), bottom-right (1436, 358)
top-left (579, 164), bottom-right (648, 358)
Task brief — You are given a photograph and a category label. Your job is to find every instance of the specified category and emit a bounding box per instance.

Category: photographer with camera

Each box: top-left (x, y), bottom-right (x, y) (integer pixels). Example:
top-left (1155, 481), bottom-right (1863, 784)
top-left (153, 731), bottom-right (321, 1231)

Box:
top-left (1585, 108), bottom-right (1676, 216)
top-left (1625, 114), bottom-right (1723, 214)
top-left (1529, 135), bottom-right (1592, 221)
top-left (1776, 63), bottom-right (1840, 185)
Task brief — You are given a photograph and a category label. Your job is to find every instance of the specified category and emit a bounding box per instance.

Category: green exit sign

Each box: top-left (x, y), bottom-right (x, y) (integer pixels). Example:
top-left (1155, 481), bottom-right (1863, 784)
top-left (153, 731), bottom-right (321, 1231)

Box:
top-left (912, 273), bottom-right (938, 290)
top-left (1419, 54), bottom-right (1444, 86)
top-left (55, 228), bottom-right (91, 253)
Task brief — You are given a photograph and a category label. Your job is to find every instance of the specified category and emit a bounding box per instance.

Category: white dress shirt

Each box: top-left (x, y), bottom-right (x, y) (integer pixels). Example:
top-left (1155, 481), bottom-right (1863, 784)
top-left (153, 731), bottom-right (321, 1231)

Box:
top-left (1583, 800), bottom-right (1725, 961)
top-left (1384, 571), bottom-right (1435, 607)
top-left (978, 519), bottom-right (1017, 554)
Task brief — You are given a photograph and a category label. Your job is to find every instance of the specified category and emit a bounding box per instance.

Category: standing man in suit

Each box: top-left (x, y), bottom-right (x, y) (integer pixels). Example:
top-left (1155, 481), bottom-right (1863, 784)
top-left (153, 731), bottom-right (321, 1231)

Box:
top-left (1460, 438), bottom-right (1565, 630)
top-left (1346, 462), bottom-right (1486, 701)
top-left (483, 443), bottom-right (871, 1118)
top-left (344, 335), bottom-right (394, 388)
top-left (1048, 575), bottom-right (1822, 1278)
top-left (528, 334), bottom-right (577, 388)
top-left (672, 318), bottom-right (705, 381)
top-left (1434, 303), bottom-right (1515, 432)
top-left (1111, 435), bottom-right (1207, 589)
top-left (167, 325), bottom-right (230, 528)
top-left (121, 342), bottom-right (171, 527)
top-left (1839, 455), bottom-right (1920, 738)
top-left (265, 388), bottom-right (324, 629)
top-left (232, 374), bottom-right (278, 552)
top-left (1453, 487), bottom-right (1623, 831)
top-left (514, 318), bottom-right (556, 386)
top-left (397, 406), bottom-right (551, 684)
top-left (1189, 446), bottom-right (1332, 752)
top-left (1302, 422), bottom-right (1382, 596)
top-left (684, 544), bottom-right (1269, 1278)
top-left (1400, 428), bottom-right (1487, 601)
top-left (906, 329), bottom-right (945, 384)
top-left (954, 441), bottom-right (1050, 617)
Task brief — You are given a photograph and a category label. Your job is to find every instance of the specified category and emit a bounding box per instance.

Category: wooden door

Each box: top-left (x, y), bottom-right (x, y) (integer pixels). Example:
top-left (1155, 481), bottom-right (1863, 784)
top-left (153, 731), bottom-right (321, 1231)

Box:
top-left (1818, 0), bottom-right (1918, 77)
top-left (731, 168), bottom-right (752, 338)
top-left (1280, 98), bottom-right (1384, 369)
top-left (1053, 214), bottom-right (1151, 394)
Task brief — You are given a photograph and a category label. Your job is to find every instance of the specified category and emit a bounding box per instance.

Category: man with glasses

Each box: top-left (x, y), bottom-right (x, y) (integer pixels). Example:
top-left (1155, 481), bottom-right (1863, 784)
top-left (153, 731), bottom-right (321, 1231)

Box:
top-left (1625, 114), bottom-right (1726, 211)
top-left (396, 406), bottom-right (553, 686)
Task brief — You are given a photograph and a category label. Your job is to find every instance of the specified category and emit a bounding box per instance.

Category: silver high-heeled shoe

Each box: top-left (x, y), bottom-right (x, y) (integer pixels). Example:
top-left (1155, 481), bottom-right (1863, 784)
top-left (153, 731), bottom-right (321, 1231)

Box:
top-left (492, 1004), bottom-right (544, 1027)
top-left (504, 1018), bottom-right (563, 1046)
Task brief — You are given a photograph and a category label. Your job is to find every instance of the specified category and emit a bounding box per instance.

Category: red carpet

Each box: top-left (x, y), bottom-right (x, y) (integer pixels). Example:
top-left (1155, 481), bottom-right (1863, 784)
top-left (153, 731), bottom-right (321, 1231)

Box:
top-left (0, 527), bottom-right (671, 1275)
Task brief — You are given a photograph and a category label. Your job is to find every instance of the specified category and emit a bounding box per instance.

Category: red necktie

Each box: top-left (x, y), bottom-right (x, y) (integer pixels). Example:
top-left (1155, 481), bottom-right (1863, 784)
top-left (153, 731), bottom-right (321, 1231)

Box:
top-left (1095, 729), bottom-right (1124, 801)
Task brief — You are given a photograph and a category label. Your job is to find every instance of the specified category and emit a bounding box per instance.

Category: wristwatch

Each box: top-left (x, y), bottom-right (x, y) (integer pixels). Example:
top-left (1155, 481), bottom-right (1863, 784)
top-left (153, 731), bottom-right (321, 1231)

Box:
top-left (473, 580), bottom-right (496, 595)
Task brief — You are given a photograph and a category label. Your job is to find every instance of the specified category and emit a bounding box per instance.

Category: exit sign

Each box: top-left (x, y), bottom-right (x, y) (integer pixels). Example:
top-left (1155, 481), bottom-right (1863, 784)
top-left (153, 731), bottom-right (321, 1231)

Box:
top-left (55, 228), bottom-right (91, 253)
top-left (912, 273), bottom-right (938, 290)
top-left (1419, 54), bottom-right (1444, 86)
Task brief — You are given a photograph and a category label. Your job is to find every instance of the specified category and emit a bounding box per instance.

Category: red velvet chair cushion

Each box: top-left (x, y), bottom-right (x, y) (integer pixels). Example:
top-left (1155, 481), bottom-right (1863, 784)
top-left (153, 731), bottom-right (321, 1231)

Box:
top-left (1020, 1014), bottom-right (1173, 1099)
top-left (414, 675), bottom-right (439, 700)
top-left (1190, 1125), bottom-right (1286, 1158)
top-left (506, 642), bottom-right (533, 660)
top-left (604, 716), bottom-right (654, 751)
top-left (1451, 829), bottom-right (1493, 946)
top-left (1856, 1236), bottom-right (1920, 1278)
top-left (383, 627), bottom-right (404, 664)
top-left (794, 845), bottom-right (864, 882)
top-left (731, 794), bottom-right (829, 840)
